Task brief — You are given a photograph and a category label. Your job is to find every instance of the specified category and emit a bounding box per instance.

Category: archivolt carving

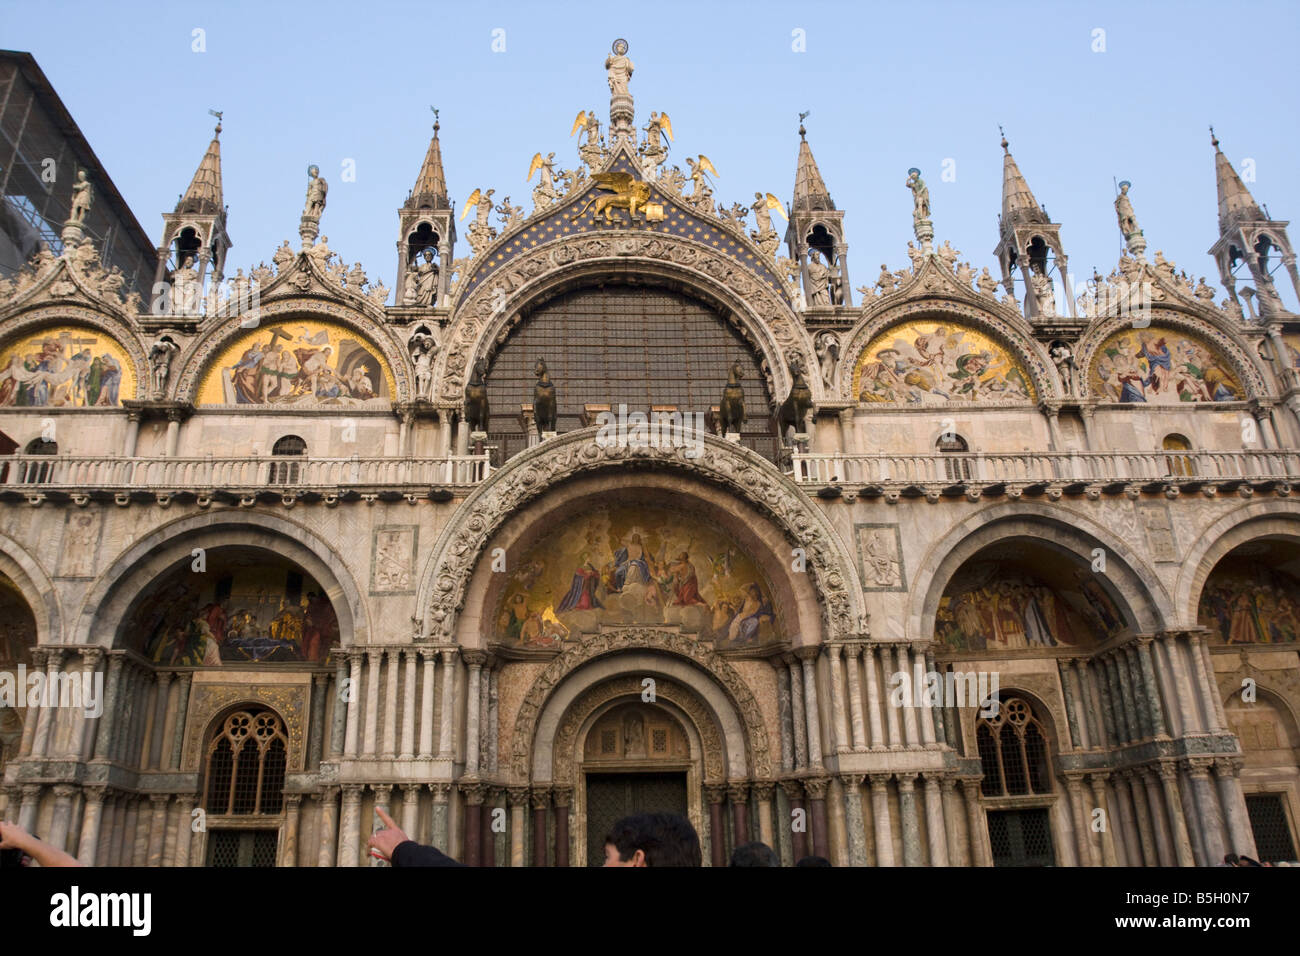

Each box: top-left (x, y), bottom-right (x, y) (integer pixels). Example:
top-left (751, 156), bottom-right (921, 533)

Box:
top-left (417, 427), bottom-right (866, 644)
top-left (172, 297), bottom-right (412, 403)
top-left (435, 231), bottom-right (814, 405)
top-left (551, 676), bottom-right (725, 785)
top-left (1074, 307), bottom-right (1269, 401)
top-left (181, 682), bottom-right (308, 773)
top-left (508, 626), bottom-right (772, 781)
top-left (840, 295), bottom-right (1054, 402)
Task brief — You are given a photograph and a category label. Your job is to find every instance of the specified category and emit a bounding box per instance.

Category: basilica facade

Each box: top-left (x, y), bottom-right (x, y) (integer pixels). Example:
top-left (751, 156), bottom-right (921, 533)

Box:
top-left (1, 43), bottom-right (1299, 867)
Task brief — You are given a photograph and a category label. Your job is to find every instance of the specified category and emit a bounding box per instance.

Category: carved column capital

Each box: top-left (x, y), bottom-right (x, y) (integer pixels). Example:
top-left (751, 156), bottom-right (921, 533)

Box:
top-left (462, 649), bottom-right (488, 668)
top-left (726, 782), bottom-right (750, 804)
top-left (428, 782), bottom-right (452, 802)
top-left (1184, 757), bottom-right (1215, 778)
top-left (283, 793), bottom-right (303, 810)
top-left (53, 784), bottom-right (79, 800)
top-left (507, 786), bottom-right (531, 807)
top-left (793, 645), bottom-right (821, 663)
top-left (801, 775), bottom-right (831, 800)
top-left (703, 783), bottom-right (728, 805)
top-left (529, 788), bottom-right (551, 810)
top-left (80, 647), bottom-right (104, 669)
top-left (778, 779), bottom-right (805, 801)
top-left (147, 792), bottom-right (170, 809)
top-left (460, 781), bottom-right (488, 805)
top-left (750, 781), bottom-right (776, 802)
top-left (840, 773), bottom-right (865, 790)
top-left (825, 643), bottom-right (843, 662)
top-left (551, 786), bottom-right (572, 809)
top-left (868, 773), bottom-right (893, 789)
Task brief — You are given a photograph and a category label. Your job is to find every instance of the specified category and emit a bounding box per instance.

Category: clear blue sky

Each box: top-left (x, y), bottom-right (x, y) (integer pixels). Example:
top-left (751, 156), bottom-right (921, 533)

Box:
top-left (5, 0), bottom-right (1298, 304)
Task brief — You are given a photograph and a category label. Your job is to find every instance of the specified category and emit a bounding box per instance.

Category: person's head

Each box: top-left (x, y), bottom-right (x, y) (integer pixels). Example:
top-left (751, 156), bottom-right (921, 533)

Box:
top-left (729, 842), bottom-right (779, 867)
top-left (1224, 853), bottom-right (1240, 866)
top-left (603, 812), bottom-right (702, 867)
top-left (795, 855), bottom-right (832, 867)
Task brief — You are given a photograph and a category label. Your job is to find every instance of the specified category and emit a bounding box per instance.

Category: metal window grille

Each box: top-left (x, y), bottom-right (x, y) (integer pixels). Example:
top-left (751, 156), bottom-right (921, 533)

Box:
top-left (203, 708), bottom-right (289, 815)
top-left (977, 697), bottom-right (1053, 798)
top-left (1245, 794), bottom-right (1298, 863)
top-left (483, 285), bottom-right (777, 464)
top-left (987, 808), bottom-right (1055, 866)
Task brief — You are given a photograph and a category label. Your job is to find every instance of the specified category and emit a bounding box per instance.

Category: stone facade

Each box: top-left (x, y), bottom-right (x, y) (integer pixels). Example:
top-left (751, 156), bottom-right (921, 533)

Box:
top-left (1, 45), bottom-right (1299, 867)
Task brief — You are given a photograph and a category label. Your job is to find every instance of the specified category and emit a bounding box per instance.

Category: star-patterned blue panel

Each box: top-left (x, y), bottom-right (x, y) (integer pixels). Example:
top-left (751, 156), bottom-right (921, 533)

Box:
top-left (459, 152), bottom-right (791, 305)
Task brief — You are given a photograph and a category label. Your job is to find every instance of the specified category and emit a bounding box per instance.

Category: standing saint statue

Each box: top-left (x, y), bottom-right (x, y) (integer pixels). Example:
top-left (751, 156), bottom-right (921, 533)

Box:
top-left (605, 39), bottom-right (634, 96)
top-left (413, 248), bottom-right (439, 305)
top-left (69, 170), bottom-right (94, 225)
top-left (303, 164), bottom-right (328, 225)
top-left (905, 168), bottom-right (930, 226)
top-left (1114, 181), bottom-right (1141, 240)
top-left (805, 250), bottom-right (833, 307)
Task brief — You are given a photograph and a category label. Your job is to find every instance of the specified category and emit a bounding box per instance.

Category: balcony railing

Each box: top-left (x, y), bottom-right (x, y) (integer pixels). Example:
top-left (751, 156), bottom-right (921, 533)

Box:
top-left (790, 449), bottom-right (1300, 486)
top-left (2, 454), bottom-right (492, 491)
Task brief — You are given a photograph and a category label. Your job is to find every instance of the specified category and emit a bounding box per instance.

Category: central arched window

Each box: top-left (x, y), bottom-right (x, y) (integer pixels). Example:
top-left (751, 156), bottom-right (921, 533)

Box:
top-left (978, 697), bottom-right (1052, 797)
top-left (937, 433), bottom-right (972, 481)
top-left (483, 283), bottom-right (776, 463)
top-left (268, 435), bottom-right (306, 485)
top-left (204, 708), bottom-right (288, 815)
top-left (22, 437), bottom-right (57, 484)
top-left (1162, 433), bottom-right (1193, 477)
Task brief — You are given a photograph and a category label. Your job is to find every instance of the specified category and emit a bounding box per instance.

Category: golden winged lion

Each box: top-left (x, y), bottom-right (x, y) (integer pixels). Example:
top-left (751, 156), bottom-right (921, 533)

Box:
top-left (570, 172), bottom-right (654, 225)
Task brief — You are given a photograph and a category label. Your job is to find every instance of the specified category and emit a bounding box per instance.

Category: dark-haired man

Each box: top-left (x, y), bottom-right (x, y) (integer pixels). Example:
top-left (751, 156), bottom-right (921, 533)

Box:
top-left (602, 812), bottom-right (702, 867)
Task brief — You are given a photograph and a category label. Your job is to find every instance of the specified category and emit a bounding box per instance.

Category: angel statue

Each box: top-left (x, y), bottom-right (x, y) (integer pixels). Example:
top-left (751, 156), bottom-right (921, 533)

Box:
top-left (460, 188), bottom-right (498, 255)
top-left (496, 195), bottom-right (524, 231)
top-left (685, 155), bottom-right (718, 212)
top-left (528, 152), bottom-right (560, 210)
top-left (643, 111), bottom-right (673, 154)
top-left (750, 192), bottom-right (786, 258)
top-left (571, 109), bottom-right (606, 168)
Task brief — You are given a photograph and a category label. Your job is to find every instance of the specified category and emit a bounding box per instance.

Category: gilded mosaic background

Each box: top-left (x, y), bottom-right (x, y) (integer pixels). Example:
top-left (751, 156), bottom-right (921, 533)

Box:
top-left (852, 321), bottom-right (1035, 404)
top-left (0, 326), bottom-right (135, 407)
top-left (1089, 326), bottom-right (1242, 404)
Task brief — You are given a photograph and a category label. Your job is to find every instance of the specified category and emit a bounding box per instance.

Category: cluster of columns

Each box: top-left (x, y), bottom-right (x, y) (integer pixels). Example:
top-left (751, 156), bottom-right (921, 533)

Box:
top-left (338, 646), bottom-right (459, 761)
top-left (330, 781), bottom-right (453, 867)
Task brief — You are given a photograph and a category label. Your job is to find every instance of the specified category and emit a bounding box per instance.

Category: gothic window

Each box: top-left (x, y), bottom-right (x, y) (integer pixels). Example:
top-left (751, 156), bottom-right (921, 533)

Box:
top-left (203, 708), bottom-right (288, 816)
top-left (268, 435), bottom-right (306, 485)
top-left (1162, 433), bottom-right (1193, 477)
top-left (22, 437), bottom-right (56, 483)
top-left (583, 703), bottom-right (688, 764)
top-left (978, 697), bottom-right (1052, 797)
top-left (936, 433), bottom-right (971, 481)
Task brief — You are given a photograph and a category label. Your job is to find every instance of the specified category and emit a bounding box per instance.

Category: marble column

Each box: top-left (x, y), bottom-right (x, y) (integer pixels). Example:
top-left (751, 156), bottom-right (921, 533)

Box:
top-left (706, 785), bottom-right (727, 866)
top-left (1185, 633), bottom-right (1221, 733)
top-left (798, 648), bottom-right (824, 768)
top-left (363, 649), bottom-right (383, 756)
top-left (17, 784), bottom-right (41, 835)
top-left (76, 648), bottom-right (104, 759)
top-left (1058, 658), bottom-right (1083, 749)
top-left (19, 650), bottom-right (46, 757)
top-left (1198, 637), bottom-right (1229, 732)
top-left (418, 648), bottom-right (436, 758)
top-left (338, 784), bottom-right (363, 867)
top-left (1214, 758), bottom-right (1257, 859)
top-left (826, 645), bottom-right (849, 753)
top-left (77, 786), bottom-right (107, 865)
top-left (940, 778), bottom-right (963, 866)
top-left (1122, 646), bottom-right (1150, 740)
top-left (281, 794), bottom-right (302, 867)
top-left (168, 672), bottom-right (192, 770)
top-left (47, 784), bottom-right (77, 852)
top-left (1088, 773), bottom-right (1118, 866)
top-left (786, 654), bottom-right (808, 769)
top-left (805, 776), bottom-right (830, 860)
top-left (1068, 659), bottom-right (1093, 748)
top-left (172, 794), bottom-right (195, 867)
top-left (461, 783), bottom-right (484, 867)
top-left (865, 646), bottom-right (887, 749)
top-left (329, 653), bottom-right (347, 757)
top-left (753, 782), bottom-right (775, 848)
top-left (896, 775), bottom-right (920, 866)
top-left (844, 645), bottom-right (867, 751)
top-left (781, 780), bottom-right (808, 862)
top-left (728, 783), bottom-right (751, 846)
top-left (960, 778), bottom-right (990, 866)
top-left (308, 673), bottom-right (328, 768)
top-left (531, 789), bottom-right (550, 867)
top-left (868, 774), bottom-right (895, 866)
top-left (896, 645), bottom-right (919, 748)
top-left (914, 645), bottom-right (937, 747)
top-left (1120, 770), bottom-right (1157, 866)
top-left (1157, 764), bottom-right (1195, 866)
top-left (837, 780), bottom-right (868, 868)
top-left (33, 649), bottom-right (65, 758)
top-left (464, 651), bottom-right (485, 774)
top-left (1082, 657), bottom-right (1117, 747)
top-left (382, 649), bottom-right (400, 756)
top-left (430, 783), bottom-right (451, 851)
top-left (1140, 769), bottom-right (1175, 866)
top-left (439, 649), bottom-right (457, 757)
top-left (401, 784), bottom-right (422, 843)
top-left (146, 794), bottom-right (169, 866)
top-left (922, 773), bottom-right (948, 866)
top-left (1136, 639), bottom-right (1169, 738)
top-left (1187, 758), bottom-right (1227, 863)
top-left (775, 660), bottom-right (794, 772)
top-left (148, 671), bottom-right (174, 769)
top-left (508, 787), bottom-right (529, 867)
top-left (553, 788), bottom-right (571, 868)
top-left (369, 785), bottom-right (392, 866)
top-left (1107, 653), bottom-right (1134, 743)
top-left (1066, 775), bottom-right (1096, 866)
top-left (487, 666), bottom-right (500, 772)
top-left (344, 650), bottom-right (363, 757)
top-left (317, 788), bottom-right (339, 867)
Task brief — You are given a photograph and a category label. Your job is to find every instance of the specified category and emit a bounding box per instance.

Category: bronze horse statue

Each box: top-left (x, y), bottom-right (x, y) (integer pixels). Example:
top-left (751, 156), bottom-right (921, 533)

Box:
top-left (463, 358), bottom-right (490, 434)
top-left (719, 359), bottom-right (745, 435)
top-left (776, 355), bottom-right (813, 446)
top-left (533, 357), bottom-right (557, 435)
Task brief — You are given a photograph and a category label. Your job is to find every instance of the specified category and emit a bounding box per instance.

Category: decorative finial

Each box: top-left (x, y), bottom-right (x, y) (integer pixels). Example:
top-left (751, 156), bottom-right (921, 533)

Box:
top-left (798, 110), bottom-right (810, 139)
top-left (431, 105), bottom-right (440, 133)
top-left (999, 125), bottom-right (1008, 152)
top-left (1209, 124), bottom-right (1219, 149)
top-left (208, 108), bottom-right (223, 134)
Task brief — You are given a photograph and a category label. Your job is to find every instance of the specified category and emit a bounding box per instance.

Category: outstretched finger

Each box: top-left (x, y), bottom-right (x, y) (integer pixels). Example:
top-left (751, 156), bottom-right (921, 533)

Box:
top-left (375, 806), bottom-right (398, 830)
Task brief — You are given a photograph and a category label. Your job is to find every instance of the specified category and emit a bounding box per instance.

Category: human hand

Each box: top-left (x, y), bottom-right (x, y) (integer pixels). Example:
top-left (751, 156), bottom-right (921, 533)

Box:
top-left (366, 807), bottom-right (408, 862)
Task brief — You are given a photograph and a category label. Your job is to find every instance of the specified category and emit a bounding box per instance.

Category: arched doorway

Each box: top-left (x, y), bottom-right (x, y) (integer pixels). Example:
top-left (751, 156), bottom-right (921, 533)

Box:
top-left (580, 701), bottom-right (691, 867)
top-left (0, 573), bottom-right (36, 812)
